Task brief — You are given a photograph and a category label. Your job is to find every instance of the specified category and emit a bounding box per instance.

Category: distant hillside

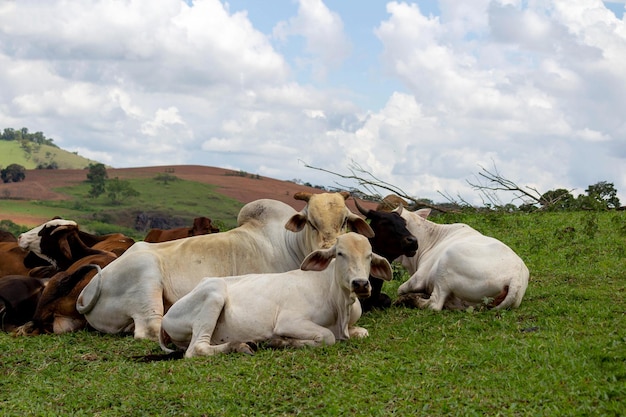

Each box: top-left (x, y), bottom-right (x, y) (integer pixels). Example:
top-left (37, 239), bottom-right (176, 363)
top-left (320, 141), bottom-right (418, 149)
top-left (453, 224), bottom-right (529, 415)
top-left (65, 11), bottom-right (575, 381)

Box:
top-left (0, 140), bottom-right (99, 170)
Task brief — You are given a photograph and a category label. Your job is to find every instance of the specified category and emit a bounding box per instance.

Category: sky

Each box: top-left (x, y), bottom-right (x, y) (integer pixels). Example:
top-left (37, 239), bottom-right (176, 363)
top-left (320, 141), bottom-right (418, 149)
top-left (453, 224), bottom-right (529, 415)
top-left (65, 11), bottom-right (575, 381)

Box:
top-left (1, 0), bottom-right (626, 206)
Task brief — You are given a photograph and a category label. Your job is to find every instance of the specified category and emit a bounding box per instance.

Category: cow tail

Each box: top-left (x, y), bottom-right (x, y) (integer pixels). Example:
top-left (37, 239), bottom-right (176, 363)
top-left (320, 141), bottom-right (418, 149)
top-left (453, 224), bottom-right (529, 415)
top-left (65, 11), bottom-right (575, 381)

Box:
top-left (159, 327), bottom-right (176, 353)
top-left (75, 265), bottom-right (103, 314)
top-left (493, 271), bottom-right (526, 310)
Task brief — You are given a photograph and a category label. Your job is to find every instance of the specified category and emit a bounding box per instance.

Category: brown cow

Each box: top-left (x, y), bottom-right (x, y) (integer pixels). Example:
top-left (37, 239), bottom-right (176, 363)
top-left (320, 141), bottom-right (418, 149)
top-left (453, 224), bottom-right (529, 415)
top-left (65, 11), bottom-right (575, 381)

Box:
top-left (144, 216), bottom-right (219, 243)
top-left (0, 242), bottom-right (32, 278)
top-left (15, 254), bottom-right (117, 335)
top-left (18, 219), bottom-right (134, 270)
top-left (0, 275), bottom-right (48, 332)
top-left (0, 230), bottom-right (17, 242)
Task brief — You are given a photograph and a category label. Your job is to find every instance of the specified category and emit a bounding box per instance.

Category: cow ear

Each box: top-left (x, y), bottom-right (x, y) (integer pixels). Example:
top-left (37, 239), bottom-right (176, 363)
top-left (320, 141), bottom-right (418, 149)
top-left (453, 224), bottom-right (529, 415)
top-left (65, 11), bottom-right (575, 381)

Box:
top-left (370, 254), bottom-right (393, 281)
top-left (416, 208), bottom-right (431, 219)
top-left (58, 236), bottom-right (73, 261)
top-left (347, 214), bottom-right (374, 238)
top-left (300, 247), bottom-right (335, 271)
top-left (285, 213), bottom-right (307, 232)
top-left (339, 191), bottom-right (350, 200)
top-left (293, 192), bottom-right (312, 202)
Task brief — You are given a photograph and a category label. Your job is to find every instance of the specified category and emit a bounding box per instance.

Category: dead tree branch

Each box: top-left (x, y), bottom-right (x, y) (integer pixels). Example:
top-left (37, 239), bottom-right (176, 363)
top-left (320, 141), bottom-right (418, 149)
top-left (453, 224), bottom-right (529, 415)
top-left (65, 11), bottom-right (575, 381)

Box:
top-left (466, 162), bottom-right (544, 207)
top-left (301, 160), bottom-right (460, 213)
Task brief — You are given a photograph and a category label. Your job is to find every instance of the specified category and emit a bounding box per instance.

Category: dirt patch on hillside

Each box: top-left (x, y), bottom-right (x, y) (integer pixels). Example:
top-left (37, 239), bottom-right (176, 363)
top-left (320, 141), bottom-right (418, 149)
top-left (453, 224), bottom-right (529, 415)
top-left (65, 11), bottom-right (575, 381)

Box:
top-left (0, 165), bottom-right (378, 226)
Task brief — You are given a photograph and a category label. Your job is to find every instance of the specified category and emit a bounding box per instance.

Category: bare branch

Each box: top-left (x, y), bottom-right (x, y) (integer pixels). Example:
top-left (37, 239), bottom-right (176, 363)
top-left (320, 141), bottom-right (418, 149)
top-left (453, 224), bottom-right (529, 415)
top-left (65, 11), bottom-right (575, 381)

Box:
top-left (301, 160), bottom-right (460, 213)
top-left (466, 161), bottom-right (543, 207)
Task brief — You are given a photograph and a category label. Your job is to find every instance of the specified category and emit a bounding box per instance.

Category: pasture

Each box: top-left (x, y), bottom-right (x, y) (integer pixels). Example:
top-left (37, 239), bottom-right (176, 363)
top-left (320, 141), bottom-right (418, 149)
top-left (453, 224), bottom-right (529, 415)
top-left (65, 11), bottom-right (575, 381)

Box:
top-left (1, 210), bottom-right (625, 416)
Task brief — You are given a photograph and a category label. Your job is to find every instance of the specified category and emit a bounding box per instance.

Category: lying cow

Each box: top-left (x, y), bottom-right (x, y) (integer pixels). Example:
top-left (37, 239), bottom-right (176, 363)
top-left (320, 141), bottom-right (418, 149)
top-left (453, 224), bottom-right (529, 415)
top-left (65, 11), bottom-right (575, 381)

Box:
top-left (395, 208), bottom-right (529, 310)
top-left (77, 192), bottom-right (374, 340)
top-left (354, 199), bottom-right (418, 311)
top-left (144, 216), bottom-right (219, 243)
top-left (160, 232), bottom-right (393, 357)
top-left (0, 230), bottom-right (17, 242)
top-left (18, 219), bottom-right (134, 269)
top-left (15, 255), bottom-right (117, 335)
top-left (0, 275), bottom-right (48, 332)
top-left (0, 242), bottom-right (33, 278)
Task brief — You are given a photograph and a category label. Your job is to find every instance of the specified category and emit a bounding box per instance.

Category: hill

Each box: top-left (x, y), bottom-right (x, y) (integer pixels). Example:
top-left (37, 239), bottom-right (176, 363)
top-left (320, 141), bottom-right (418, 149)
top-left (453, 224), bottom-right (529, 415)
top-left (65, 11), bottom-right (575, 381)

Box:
top-left (0, 165), bottom-right (378, 229)
top-left (0, 140), bottom-right (98, 170)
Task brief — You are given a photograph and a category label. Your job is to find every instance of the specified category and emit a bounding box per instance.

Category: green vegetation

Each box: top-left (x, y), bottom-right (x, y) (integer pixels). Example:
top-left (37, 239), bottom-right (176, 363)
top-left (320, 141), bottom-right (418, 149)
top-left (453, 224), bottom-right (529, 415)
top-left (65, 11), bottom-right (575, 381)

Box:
top-left (1, 211), bottom-right (624, 416)
top-left (0, 129), bottom-right (94, 169)
top-left (0, 174), bottom-right (243, 237)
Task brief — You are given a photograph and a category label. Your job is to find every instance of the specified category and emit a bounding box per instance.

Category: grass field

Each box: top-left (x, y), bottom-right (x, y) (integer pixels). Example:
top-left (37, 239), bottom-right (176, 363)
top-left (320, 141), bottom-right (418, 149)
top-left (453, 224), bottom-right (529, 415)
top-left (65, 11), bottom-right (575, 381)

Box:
top-left (0, 175), bottom-right (245, 237)
top-left (1, 210), bottom-right (624, 416)
top-left (0, 141), bottom-right (96, 170)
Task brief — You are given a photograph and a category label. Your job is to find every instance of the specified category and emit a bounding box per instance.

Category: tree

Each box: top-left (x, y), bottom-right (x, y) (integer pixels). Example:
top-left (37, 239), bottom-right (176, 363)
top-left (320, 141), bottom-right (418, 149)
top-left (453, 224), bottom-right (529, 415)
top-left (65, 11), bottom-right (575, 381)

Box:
top-left (1, 164), bottom-right (26, 183)
top-left (540, 189), bottom-right (576, 211)
top-left (86, 163), bottom-right (108, 199)
top-left (576, 181), bottom-right (621, 210)
top-left (106, 177), bottom-right (139, 204)
top-left (154, 173), bottom-right (178, 185)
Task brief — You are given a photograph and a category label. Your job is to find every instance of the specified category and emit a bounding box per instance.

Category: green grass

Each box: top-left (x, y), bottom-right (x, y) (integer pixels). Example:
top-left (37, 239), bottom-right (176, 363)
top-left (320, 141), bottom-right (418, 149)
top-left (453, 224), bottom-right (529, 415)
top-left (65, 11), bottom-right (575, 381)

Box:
top-left (0, 141), bottom-right (96, 170)
top-left (0, 176), bottom-right (244, 237)
top-left (1, 211), bottom-right (625, 416)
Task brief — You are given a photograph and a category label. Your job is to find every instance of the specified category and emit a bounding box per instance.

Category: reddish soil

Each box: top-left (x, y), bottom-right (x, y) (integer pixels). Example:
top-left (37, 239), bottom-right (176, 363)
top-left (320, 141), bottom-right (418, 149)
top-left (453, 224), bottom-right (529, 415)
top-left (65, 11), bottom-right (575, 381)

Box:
top-left (0, 165), bottom-right (378, 226)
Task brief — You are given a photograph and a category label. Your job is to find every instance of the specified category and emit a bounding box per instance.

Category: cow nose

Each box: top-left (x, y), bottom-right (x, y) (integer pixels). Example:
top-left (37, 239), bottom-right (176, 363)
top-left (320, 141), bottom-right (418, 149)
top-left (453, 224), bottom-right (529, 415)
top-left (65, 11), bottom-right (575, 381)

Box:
top-left (404, 235), bottom-right (418, 251)
top-left (352, 279), bottom-right (371, 299)
top-left (320, 235), bottom-right (336, 249)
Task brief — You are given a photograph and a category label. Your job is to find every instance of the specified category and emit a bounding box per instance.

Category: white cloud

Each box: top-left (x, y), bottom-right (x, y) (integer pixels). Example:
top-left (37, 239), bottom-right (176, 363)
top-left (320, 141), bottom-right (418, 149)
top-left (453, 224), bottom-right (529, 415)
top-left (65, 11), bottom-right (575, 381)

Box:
top-left (0, 0), bottom-right (625, 206)
top-left (272, 0), bottom-right (351, 80)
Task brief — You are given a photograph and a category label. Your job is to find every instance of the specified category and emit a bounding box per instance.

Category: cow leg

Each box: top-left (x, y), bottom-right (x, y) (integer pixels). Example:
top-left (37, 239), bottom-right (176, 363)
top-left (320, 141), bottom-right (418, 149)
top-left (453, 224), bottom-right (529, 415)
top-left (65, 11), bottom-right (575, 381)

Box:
top-left (133, 310), bottom-right (164, 340)
top-left (348, 301), bottom-right (368, 338)
top-left (182, 282), bottom-right (255, 357)
top-left (272, 318), bottom-right (337, 348)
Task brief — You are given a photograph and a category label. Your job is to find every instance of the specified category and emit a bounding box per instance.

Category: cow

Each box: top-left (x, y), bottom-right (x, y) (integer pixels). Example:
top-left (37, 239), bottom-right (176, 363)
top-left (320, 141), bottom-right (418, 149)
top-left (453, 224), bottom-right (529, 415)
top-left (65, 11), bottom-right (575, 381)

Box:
top-left (0, 230), bottom-right (17, 242)
top-left (0, 275), bottom-right (48, 332)
top-left (0, 242), bottom-right (33, 278)
top-left (12, 220), bottom-right (133, 335)
top-left (144, 216), bottom-right (219, 243)
top-left (17, 219), bottom-right (134, 269)
top-left (353, 199), bottom-right (418, 312)
top-left (159, 232), bottom-right (393, 357)
top-left (376, 194), bottom-right (410, 212)
top-left (15, 254), bottom-right (118, 335)
top-left (394, 208), bottom-right (529, 310)
top-left (76, 192), bottom-right (374, 340)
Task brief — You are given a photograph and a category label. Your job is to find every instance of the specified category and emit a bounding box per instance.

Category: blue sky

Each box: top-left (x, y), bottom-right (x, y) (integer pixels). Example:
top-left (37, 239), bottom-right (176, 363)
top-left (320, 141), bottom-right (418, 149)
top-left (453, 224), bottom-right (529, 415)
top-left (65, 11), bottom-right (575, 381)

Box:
top-left (1, 0), bottom-right (626, 206)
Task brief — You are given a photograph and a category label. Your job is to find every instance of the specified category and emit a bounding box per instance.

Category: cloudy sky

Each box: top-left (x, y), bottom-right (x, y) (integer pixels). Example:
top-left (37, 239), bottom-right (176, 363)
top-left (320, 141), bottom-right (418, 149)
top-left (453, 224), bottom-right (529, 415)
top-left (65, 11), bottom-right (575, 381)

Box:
top-left (1, 0), bottom-right (626, 206)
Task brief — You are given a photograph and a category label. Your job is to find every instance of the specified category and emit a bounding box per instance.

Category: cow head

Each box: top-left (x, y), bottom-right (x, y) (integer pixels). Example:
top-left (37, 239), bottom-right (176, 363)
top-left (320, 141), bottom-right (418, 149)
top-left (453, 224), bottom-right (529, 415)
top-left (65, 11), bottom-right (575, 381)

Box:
top-left (191, 217), bottom-right (219, 235)
top-left (354, 199), bottom-right (418, 261)
top-left (300, 232), bottom-right (392, 299)
top-left (18, 219), bottom-right (78, 260)
top-left (285, 192), bottom-right (374, 250)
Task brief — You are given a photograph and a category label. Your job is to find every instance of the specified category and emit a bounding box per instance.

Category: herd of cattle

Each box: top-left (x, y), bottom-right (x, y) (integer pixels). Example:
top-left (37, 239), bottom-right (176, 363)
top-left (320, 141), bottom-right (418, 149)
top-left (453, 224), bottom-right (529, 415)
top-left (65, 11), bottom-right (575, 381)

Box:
top-left (0, 191), bottom-right (529, 358)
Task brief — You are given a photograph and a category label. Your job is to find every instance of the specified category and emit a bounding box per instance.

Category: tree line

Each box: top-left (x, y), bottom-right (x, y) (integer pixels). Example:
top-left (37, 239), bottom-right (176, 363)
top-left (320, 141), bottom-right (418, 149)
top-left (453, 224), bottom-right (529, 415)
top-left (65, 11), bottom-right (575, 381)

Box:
top-left (1, 127), bottom-right (57, 147)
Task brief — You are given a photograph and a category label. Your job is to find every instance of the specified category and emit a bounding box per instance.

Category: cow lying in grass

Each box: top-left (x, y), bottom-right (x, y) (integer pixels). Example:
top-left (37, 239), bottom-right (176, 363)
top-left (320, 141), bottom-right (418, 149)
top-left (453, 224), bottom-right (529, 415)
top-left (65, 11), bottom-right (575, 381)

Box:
top-left (77, 193), bottom-right (374, 340)
top-left (395, 208), bottom-right (529, 310)
top-left (159, 232), bottom-right (392, 358)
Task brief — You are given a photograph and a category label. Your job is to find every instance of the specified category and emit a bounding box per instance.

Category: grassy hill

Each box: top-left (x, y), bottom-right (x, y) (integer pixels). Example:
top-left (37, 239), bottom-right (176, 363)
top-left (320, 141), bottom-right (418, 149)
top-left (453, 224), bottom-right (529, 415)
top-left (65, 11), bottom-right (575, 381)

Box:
top-left (0, 140), bottom-right (98, 170)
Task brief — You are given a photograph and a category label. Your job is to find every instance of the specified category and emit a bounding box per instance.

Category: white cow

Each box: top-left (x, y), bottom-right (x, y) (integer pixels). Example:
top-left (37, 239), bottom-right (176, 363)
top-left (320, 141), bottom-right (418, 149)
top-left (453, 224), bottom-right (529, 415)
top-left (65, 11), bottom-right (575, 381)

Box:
top-left (76, 192), bottom-right (374, 340)
top-left (159, 232), bottom-right (393, 357)
top-left (396, 208), bottom-right (529, 310)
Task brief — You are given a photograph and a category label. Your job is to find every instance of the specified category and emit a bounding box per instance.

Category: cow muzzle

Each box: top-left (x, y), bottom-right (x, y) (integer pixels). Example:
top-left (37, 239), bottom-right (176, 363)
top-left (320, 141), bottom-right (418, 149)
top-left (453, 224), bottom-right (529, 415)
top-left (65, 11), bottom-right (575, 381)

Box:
top-left (403, 235), bottom-right (418, 257)
top-left (351, 279), bottom-right (371, 299)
